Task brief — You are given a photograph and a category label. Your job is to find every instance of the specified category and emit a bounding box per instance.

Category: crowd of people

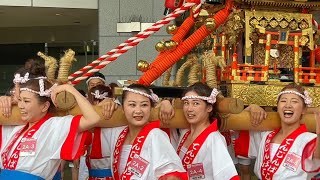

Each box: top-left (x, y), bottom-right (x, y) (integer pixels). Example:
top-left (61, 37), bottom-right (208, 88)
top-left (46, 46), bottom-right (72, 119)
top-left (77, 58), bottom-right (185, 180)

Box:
top-left (0, 58), bottom-right (320, 180)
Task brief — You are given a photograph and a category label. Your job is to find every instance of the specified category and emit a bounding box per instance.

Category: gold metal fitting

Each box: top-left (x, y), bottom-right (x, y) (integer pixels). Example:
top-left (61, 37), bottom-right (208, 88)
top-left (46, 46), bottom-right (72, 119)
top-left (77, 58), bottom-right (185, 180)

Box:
top-left (205, 18), bottom-right (216, 31)
top-left (137, 60), bottom-right (150, 72)
top-left (164, 40), bottom-right (178, 50)
top-left (155, 41), bottom-right (166, 52)
top-left (166, 24), bottom-right (178, 35)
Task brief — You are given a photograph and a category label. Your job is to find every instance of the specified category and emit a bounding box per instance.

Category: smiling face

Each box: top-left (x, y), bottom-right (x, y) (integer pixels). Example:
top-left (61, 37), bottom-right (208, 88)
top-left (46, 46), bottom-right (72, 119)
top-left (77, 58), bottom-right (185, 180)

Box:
top-left (122, 92), bottom-right (151, 127)
top-left (277, 89), bottom-right (306, 126)
top-left (182, 91), bottom-right (213, 125)
top-left (18, 91), bottom-right (50, 124)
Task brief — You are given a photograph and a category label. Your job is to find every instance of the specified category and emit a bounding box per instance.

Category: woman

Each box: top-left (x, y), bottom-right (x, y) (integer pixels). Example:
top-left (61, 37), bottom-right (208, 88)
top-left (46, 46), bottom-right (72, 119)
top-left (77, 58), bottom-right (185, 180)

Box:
top-left (103, 83), bottom-right (187, 180)
top-left (178, 82), bottom-right (239, 179)
top-left (0, 58), bottom-right (46, 118)
top-left (235, 83), bottom-right (320, 179)
top-left (88, 84), bottom-right (113, 105)
top-left (87, 84), bottom-right (114, 180)
top-left (0, 76), bottom-right (101, 179)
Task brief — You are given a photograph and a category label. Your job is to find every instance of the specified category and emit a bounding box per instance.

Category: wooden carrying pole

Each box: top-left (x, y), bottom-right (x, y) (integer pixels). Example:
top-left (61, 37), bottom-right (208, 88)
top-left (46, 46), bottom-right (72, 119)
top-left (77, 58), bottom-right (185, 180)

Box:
top-left (1, 105), bottom-right (317, 132)
top-left (0, 106), bottom-right (190, 128)
top-left (0, 92), bottom-right (244, 125)
top-left (219, 111), bottom-right (316, 132)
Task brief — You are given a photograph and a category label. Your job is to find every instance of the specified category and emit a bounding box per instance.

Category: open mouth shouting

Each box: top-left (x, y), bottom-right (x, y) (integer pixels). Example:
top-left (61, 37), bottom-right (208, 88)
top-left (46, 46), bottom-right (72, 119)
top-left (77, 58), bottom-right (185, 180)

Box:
top-left (283, 110), bottom-right (294, 118)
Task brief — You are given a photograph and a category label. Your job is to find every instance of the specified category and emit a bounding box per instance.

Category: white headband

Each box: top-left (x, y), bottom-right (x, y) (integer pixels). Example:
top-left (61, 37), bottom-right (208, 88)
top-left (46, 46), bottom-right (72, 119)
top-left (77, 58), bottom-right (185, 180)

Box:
top-left (13, 73), bottom-right (30, 84)
top-left (181, 88), bottom-right (219, 104)
top-left (13, 73), bottom-right (47, 85)
top-left (20, 79), bottom-right (57, 97)
top-left (123, 87), bottom-right (159, 103)
top-left (277, 90), bottom-right (312, 106)
top-left (90, 90), bottom-right (109, 100)
top-left (86, 77), bottom-right (106, 85)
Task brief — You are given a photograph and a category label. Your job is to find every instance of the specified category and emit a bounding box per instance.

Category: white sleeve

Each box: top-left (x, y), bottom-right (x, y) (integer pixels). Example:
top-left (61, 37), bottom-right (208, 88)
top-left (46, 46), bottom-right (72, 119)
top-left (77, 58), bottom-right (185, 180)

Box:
top-left (169, 128), bottom-right (180, 150)
top-left (248, 131), bottom-right (265, 158)
top-left (49, 115), bottom-right (87, 160)
top-left (301, 137), bottom-right (320, 173)
top-left (100, 127), bottom-right (114, 157)
top-left (161, 128), bottom-right (180, 150)
top-left (209, 132), bottom-right (239, 179)
top-left (102, 126), bottom-right (127, 156)
top-left (150, 129), bottom-right (186, 178)
top-left (0, 125), bottom-right (20, 150)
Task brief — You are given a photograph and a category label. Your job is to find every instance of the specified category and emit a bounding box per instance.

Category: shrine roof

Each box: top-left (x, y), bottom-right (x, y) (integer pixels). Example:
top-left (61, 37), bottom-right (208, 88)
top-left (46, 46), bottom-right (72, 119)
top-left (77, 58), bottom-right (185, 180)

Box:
top-left (236, 0), bottom-right (320, 8)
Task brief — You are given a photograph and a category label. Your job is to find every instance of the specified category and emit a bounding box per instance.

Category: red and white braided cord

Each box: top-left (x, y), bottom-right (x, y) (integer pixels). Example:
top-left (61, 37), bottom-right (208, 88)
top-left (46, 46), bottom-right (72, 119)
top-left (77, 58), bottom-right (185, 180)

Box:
top-left (193, 3), bottom-right (201, 18)
top-left (69, 2), bottom-right (197, 84)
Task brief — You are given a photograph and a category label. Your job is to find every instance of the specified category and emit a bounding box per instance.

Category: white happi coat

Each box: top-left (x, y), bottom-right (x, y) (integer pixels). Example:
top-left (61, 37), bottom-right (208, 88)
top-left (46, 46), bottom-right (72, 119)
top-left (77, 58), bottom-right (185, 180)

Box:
top-left (106, 126), bottom-right (186, 180)
top-left (89, 127), bottom-right (112, 170)
top-left (89, 128), bottom-right (178, 175)
top-left (161, 128), bottom-right (180, 150)
top-left (246, 131), bottom-right (319, 179)
top-left (0, 115), bottom-right (86, 179)
top-left (178, 129), bottom-right (239, 179)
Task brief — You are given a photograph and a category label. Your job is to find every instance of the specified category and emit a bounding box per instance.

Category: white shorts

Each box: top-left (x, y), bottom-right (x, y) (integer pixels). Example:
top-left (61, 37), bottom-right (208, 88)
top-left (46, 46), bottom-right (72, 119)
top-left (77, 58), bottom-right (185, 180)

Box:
top-left (234, 156), bottom-right (251, 165)
top-left (78, 156), bottom-right (89, 180)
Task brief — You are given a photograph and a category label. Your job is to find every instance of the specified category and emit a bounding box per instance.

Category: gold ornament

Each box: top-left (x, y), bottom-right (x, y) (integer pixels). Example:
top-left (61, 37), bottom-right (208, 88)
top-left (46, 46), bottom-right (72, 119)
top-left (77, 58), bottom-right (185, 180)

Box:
top-left (270, 20), bottom-right (279, 29)
top-left (234, 15), bottom-right (241, 21)
top-left (289, 21), bottom-right (298, 30)
top-left (299, 21), bottom-right (309, 30)
top-left (170, 40), bottom-right (178, 50)
top-left (260, 19), bottom-right (268, 28)
top-left (155, 41), bottom-right (166, 52)
top-left (164, 41), bottom-right (171, 49)
top-left (205, 18), bottom-right (216, 31)
top-left (166, 24), bottom-right (178, 34)
top-left (279, 20), bottom-right (289, 29)
top-left (137, 60), bottom-right (150, 72)
top-left (250, 18), bottom-right (259, 26)
top-left (299, 36), bottom-right (309, 46)
top-left (164, 40), bottom-right (178, 50)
